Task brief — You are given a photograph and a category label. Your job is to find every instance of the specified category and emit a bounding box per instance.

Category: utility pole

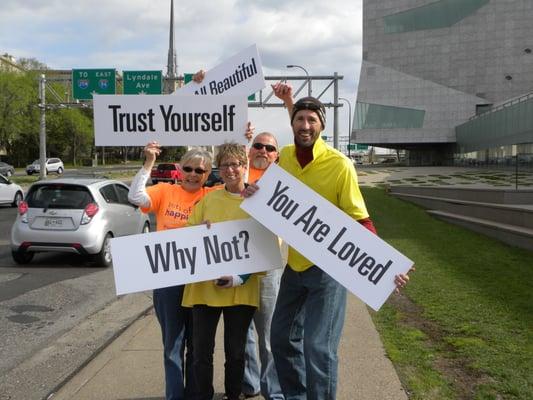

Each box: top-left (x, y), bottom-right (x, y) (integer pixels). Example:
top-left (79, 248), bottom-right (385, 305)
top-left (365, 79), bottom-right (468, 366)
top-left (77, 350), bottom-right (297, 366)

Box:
top-left (339, 97), bottom-right (353, 158)
top-left (39, 74), bottom-right (47, 180)
top-left (333, 72), bottom-right (339, 150)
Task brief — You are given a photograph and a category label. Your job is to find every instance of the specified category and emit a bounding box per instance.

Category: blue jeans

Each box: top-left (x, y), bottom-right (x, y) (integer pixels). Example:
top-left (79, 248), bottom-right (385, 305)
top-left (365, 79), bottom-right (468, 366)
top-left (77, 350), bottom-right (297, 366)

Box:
top-left (153, 285), bottom-right (195, 400)
top-left (242, 268), bottom-right (285, 400)
top-left (271, 266), bottom-right (347, 400)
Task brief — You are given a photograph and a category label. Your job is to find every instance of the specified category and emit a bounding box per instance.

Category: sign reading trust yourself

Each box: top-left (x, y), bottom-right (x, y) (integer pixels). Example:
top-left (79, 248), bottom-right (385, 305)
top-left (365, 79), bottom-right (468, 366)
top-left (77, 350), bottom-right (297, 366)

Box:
top-left (174, 44), bottom-right (265, 97)
top-left (93, 94), bottom-right (248, 146)
top-left (240, 164), bottom-right (414, 311)
top-left (111, 218), bottom-right (282, 295)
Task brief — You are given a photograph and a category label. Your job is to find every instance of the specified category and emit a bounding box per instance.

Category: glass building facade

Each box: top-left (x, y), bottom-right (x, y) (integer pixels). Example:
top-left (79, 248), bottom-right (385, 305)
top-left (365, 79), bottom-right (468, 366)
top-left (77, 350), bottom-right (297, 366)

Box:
top-left (354, 102), bottom-right (425, 129)
top-left (383, 0), bottom-right (490, 34)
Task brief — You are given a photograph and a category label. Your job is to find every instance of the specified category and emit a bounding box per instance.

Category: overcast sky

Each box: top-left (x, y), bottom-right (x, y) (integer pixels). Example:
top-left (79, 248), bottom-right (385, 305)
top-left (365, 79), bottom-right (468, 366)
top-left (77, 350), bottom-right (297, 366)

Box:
top-left (0, 0), bottom-right (363, 147)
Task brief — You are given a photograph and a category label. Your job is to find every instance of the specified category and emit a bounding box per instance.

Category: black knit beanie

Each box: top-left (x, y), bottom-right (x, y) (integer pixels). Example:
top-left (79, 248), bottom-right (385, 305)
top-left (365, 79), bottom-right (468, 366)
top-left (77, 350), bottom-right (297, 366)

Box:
top-left (290, 97), bottom-right (326, 129)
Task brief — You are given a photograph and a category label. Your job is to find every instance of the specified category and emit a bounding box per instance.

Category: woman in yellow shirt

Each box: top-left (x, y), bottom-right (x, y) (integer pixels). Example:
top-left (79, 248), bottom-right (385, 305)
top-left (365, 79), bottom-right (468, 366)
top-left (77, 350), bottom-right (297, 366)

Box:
top-left (183, 142), bottom-right (259, 400)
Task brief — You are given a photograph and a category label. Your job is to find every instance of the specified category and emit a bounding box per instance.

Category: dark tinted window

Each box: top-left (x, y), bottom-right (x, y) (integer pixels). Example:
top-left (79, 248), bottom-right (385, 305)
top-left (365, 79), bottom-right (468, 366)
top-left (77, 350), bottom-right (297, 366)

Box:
top-left (205, 168), bottom-right (223, 187)
top-left (157, 163), bottom-right (178, 170)
top-left (26, 184), bottom-right (93, 209)
top-left (114, 184), bottom-right (131, 205)
top-left (100, 184), bottom-right (119, 203)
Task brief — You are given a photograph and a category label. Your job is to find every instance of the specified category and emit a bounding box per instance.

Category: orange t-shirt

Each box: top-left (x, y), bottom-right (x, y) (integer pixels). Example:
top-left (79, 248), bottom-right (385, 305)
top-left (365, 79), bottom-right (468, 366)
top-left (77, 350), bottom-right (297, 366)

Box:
top-left (142, 183), bottom-right (220, 231)
top-left (248, 166), bottom-right (266, 183)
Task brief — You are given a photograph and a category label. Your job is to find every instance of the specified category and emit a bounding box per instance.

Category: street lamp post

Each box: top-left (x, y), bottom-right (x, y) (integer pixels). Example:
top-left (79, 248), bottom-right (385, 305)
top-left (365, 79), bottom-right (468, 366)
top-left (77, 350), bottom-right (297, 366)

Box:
top-left (339, 97), bottom-right (352, 159)
top-left (287, 64), bottom-right (311, 96)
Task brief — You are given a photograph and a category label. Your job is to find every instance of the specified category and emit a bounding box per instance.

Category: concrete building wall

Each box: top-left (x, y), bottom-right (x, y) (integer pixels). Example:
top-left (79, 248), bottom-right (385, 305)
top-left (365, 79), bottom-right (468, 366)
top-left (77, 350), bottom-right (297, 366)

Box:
top-left (356, 0), bottom-right (533, 164)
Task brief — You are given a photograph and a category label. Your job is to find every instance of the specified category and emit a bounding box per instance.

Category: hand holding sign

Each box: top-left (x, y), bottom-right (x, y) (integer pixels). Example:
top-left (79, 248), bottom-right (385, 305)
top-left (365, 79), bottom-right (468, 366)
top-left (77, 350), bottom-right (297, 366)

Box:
top-left (240, 164), bottom-right (414, 311)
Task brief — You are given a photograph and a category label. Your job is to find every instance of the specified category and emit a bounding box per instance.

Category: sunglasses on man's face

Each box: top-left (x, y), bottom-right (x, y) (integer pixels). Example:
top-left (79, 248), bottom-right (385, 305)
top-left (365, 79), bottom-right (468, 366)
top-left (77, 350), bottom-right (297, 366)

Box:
top-left (252, 142), bottom-right (277, 152)
top-left (182, 166), bottom-right (207, 174)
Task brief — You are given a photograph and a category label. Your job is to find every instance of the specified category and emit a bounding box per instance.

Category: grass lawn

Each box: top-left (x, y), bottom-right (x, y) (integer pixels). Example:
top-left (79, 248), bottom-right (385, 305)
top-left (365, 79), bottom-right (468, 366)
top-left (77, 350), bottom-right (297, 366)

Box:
top-left (362, 188), bottom-right (533, 400)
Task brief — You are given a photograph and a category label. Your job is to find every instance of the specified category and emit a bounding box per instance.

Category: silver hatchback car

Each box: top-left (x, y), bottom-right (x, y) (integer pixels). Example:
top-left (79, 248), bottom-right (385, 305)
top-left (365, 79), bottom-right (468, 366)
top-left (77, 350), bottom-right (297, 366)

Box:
top-left (11, 178), bottom-right (151, 267)
top-left (26, 157), bottom-right (64, 175)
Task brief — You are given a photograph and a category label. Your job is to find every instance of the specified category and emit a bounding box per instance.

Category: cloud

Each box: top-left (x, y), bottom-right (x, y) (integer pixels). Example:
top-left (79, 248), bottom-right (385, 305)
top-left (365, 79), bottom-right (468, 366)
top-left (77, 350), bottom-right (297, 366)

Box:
top-left (1, 0), bottom-right (363, 148)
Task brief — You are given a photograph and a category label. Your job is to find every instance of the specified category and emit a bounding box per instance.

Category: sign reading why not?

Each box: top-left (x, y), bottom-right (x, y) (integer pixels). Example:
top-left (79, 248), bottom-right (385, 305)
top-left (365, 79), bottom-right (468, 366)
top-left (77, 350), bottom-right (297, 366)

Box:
top-left (240, 164), bottom-right (414, 311)
top-left (93, 93), bottom-right (248, 146)
top-left (110, 218), bottom-right (283, 295)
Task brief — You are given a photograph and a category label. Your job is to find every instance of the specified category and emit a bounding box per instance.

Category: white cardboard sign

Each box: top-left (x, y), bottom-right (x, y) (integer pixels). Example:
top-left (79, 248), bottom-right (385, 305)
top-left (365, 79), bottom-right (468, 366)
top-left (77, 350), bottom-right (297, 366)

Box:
top-left (174, 44), bottom-right (265, 97)
top-left (93, 94), bottom-right (248, 146)
top-left (240, 164), bottom-right (414, 311)
top-left (110, 218), bottom-right (282, 295)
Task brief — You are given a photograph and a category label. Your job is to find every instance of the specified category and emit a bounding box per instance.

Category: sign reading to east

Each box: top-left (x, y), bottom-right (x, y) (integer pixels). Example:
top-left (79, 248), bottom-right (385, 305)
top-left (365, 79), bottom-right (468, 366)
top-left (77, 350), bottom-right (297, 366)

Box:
top-left (93, 94), bottom-right (248, 146)
top-left (123, 70), bottom-right (162, 95)
top-left (110, 218), bottom-right (283, 295)
top-left (240, 164), bottom-right (414, 311)
top-left (72, 69), bottom-right (116, 100)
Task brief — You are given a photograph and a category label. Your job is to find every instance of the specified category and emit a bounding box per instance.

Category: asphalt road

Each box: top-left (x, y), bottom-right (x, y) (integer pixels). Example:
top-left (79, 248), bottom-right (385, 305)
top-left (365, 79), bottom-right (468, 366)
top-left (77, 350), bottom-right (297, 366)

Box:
top-left (0, 180), bottom-right (155, 400)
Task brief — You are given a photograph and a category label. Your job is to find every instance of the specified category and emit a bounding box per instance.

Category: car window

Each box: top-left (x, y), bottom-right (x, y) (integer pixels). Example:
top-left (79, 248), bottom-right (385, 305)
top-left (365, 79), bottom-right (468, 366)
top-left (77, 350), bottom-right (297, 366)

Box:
top-left (114, 184), bottom-right (132, 206)
top-left (26, 184), bottom-right (94, 209)
top-left (100, 184), bottom-right (119, 203)
top-left (158, 163), bottom-right (177, 170)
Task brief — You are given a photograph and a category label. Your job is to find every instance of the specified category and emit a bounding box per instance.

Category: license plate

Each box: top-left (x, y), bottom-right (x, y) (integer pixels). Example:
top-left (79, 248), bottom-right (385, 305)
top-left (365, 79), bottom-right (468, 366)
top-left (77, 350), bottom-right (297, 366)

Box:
top-left (44, 218), bottom-right (64, 227)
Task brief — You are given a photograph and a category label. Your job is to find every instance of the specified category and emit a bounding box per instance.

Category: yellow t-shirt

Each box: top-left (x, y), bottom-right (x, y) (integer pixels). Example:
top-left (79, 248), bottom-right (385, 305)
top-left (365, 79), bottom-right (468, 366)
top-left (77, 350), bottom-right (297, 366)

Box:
top-left (182, 189), bottom-right (261, 308)
top-left (142, 183), bottom-right (219, 231)
top-left (278, 138), bottom-right (370, 272)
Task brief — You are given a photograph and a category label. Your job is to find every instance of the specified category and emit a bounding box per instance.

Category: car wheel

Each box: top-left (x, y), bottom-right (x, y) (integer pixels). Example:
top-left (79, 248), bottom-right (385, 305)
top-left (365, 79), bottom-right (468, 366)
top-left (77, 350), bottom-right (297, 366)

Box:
top-left (93, 233), bottom-right (113, 268)
top-left (12, 250), bottom-right (34, 265)
top-left (12, 191), bottom-right (23, 207)
top-left (57, 166), bottom-right (63, 174)
top-left (152, 180), bottom-right (157, 185)
top-left (27, 172), bottom-right (32, 176)
top-left (141, 222), bottom-right (150, 234)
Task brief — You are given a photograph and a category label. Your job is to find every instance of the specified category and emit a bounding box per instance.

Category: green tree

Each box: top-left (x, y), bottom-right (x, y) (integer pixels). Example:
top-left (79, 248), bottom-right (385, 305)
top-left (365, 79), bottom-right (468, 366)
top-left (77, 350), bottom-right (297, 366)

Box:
top-left (0, 71), bottom-right (40, 165)
top-left (47, 108), bottom-right (93, 165)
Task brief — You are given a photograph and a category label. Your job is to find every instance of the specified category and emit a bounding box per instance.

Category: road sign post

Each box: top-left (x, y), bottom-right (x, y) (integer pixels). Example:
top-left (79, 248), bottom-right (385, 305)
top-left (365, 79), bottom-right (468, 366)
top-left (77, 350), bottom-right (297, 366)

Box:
top-left (72, 69), bottom-right (116, 100)
top-left (123, 70), bottom-right (162, 95)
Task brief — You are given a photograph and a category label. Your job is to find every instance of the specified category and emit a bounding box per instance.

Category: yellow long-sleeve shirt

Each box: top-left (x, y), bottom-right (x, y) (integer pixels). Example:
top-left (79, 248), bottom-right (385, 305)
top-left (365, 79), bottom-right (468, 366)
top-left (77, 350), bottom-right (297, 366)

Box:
top-left (279, 138), bottom-right (370, 272)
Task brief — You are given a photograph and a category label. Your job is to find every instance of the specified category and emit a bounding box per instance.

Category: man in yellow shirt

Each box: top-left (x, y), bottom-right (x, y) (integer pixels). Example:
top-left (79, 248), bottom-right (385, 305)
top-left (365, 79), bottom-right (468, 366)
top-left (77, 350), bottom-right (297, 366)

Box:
top-left (246, 85), bottom-right (411, 400)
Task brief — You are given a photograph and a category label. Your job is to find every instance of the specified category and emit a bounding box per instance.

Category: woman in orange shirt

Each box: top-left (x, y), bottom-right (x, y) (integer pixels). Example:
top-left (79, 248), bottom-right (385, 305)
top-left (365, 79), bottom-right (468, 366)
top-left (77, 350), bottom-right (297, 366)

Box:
top-left (128, 143), bottom-right (219, 400)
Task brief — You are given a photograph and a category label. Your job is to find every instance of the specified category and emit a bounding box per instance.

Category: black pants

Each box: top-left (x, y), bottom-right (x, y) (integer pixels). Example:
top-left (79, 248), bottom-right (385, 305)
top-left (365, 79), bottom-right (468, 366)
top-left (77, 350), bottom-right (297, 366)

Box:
top-left (192, 304), bottom-right (256, 400)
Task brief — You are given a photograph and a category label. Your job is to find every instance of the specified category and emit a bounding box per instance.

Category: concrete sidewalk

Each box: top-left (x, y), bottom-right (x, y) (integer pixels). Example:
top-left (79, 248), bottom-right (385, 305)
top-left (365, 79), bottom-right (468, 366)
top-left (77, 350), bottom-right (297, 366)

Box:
top-left (50, 294), bottom-right (407, 400)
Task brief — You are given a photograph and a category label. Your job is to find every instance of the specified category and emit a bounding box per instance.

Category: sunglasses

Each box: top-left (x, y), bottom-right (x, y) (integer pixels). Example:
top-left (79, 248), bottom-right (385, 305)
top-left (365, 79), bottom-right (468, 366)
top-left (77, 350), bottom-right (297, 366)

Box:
top-left (252, 142), bottom-right (277, 152)
top-left (182, 166), bottom-right (207, 174)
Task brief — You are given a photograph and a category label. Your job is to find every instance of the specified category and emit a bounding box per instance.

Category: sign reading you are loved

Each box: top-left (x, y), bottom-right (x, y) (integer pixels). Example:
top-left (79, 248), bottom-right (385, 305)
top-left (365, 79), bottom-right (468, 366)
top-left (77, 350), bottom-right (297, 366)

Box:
top-left (240, 164), bottom-right (414, 311)
top-left (110, 218), bottom-right (282, 295)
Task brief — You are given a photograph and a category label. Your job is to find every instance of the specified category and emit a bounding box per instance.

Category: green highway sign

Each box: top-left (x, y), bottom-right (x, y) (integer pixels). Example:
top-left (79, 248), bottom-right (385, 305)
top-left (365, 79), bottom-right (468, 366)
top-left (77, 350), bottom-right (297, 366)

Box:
top-left (123, 70), bottom-right (162, 94)
top-left (357, 144), bottom-right (369, 150)
top-left (184, 73), bottom-right (194, 84)
top-left (347, 144), bottom-right (357, 150)
top-left (72, 69), bottom-right (116, 100)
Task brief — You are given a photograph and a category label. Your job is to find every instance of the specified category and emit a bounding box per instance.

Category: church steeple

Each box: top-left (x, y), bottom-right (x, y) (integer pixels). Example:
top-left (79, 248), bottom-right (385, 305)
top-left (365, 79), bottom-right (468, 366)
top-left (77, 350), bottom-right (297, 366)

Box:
top-left (164, 0), bottom-right (178, 93)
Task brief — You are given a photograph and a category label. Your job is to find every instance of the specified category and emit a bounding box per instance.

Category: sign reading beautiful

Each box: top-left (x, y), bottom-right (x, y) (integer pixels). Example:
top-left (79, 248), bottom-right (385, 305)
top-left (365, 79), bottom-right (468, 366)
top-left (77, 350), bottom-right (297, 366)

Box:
top-left (93, 94), bottom-right (248, 146)
top-left (110, 218), bottom-right (283, 295)
top-left (240, 164), bottom-right (414, 311)
top-left (174, 44), bottom-right (265, 97)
